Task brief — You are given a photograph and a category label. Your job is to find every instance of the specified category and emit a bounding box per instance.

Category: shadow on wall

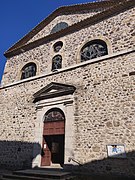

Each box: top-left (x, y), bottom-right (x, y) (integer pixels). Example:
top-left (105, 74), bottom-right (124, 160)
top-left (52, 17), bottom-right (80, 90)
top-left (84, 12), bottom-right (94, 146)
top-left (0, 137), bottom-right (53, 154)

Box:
top-left (1, 140), bottom-right (135, 178)
top-left (67, 150), bottom-right (135, 178)
top-left (0, 140), bottom-right (41, 170)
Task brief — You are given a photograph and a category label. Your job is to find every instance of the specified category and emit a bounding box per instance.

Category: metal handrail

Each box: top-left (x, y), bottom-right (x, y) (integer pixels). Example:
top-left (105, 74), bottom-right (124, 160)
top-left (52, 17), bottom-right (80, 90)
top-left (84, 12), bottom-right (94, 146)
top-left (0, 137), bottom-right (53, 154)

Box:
top-left (68, 157), bottom-right (83, 166)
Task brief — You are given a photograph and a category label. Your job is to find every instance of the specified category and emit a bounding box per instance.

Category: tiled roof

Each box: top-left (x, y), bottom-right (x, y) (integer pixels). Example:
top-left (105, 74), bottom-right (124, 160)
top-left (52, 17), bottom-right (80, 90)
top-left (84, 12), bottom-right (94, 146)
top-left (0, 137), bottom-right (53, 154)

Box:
top-left (4, 0), bottom-right (135, 58)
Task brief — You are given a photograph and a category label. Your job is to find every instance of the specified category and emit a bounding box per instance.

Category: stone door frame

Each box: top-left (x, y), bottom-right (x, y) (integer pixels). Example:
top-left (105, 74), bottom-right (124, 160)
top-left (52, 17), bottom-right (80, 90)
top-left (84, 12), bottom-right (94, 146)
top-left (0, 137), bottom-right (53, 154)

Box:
top-left (32, 94), bottom-right (74, 167)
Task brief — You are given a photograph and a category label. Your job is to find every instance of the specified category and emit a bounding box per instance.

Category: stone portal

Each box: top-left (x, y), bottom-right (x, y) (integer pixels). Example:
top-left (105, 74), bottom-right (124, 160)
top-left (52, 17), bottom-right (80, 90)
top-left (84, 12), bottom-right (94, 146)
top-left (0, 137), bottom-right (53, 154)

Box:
top-left (41, 108), bottom-right (65, 166)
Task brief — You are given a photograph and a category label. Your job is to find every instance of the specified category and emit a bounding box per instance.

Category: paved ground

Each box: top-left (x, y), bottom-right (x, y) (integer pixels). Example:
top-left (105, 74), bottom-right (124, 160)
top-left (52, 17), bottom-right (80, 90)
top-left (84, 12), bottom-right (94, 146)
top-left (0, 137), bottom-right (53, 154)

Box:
top-left (0, 169), bottom-right (12, 179)
top-left (72, 175), bottom-right (135, 180)
top-left (0, 169), bottom-right (135, 180)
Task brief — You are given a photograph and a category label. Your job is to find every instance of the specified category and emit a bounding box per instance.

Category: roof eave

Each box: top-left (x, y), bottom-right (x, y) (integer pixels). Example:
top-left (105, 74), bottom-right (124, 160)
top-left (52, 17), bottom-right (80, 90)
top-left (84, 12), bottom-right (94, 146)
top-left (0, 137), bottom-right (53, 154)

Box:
top-left (4, 0), bottom-right (120, 54)
top-left (4, 0), bottom-right (135, 58)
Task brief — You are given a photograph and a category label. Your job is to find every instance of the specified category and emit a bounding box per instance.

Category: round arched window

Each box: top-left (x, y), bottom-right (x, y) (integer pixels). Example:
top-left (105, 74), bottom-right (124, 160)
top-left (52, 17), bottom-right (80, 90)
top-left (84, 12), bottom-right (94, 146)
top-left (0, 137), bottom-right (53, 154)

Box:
top-left (80, 39), bottom-right (108, 62)
top-left (52, 55), bottom-right (62, 71)
top-left (53, 41), bottom-right (63, 52)
top-left (50, 22), bottom-right (68, 34)
top-left (44, 108), bottom-right (65, 122)
top-left (21, 63), bottom-right (36, 80)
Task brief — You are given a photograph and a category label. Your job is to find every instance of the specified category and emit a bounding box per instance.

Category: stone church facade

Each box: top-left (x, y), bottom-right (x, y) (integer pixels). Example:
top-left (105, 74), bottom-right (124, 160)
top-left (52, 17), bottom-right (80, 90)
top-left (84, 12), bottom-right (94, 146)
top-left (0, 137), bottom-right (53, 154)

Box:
top-left (0, 0), bottom-right (135, 177)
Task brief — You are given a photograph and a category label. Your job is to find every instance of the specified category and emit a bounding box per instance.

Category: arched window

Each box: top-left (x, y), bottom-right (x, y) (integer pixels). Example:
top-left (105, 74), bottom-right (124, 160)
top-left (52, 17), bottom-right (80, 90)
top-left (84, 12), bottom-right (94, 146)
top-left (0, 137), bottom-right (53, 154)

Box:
top-left (53, 41), bottom-right (63, 52)
top-left (44, 108), bottom-right (65, 122)
top-left (21, 63), bottom-right (36, 80)
top-left (80, 39), bottom-right (108, 62)
top-left (50, 22), bottom-right (68, 34)
top-left (52, 55), bottom-right (62, 71)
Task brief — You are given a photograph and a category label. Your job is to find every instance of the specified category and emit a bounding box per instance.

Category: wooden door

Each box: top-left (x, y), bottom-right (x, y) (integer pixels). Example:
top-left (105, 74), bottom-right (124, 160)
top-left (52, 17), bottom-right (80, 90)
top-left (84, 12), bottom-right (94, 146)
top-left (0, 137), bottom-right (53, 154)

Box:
top-left (41, 136), bottom-right (51, 166)
top-left (43, 121), bottom-right (65, 135)
top-left (51, 135), bottom-right (64, 165)
top-left (41, 135), bottom-right (64, 166)
top-left (41, 108), bottom-right (65, 166)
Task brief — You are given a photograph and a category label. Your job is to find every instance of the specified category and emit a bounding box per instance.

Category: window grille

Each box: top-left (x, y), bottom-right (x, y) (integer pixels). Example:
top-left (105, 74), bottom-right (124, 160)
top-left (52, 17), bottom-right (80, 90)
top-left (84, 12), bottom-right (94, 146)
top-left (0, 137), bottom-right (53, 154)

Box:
top-left (52, 55), bottom-right (62, 71)
top-left (81, 40), bottom-right (108, 62)
top-left (44, 108), bottom-right (65, 122)
top-left (21, 63), bottom-right (36, 79)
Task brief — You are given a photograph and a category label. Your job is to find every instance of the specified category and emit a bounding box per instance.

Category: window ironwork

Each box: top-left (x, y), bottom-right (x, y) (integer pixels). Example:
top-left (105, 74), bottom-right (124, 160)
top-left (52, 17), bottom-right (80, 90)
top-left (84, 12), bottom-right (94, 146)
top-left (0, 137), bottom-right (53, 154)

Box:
top-left (80, 40), bottom-right (108, 62)
top-left (44, 108), bottom-right (65, 122)
top-left (53, 41), bottom-right (63, 52)
top-left (50, 22), bottom-right (68, 34)
top-left (21, 63), bottom-right (36, 80)
top-left (52, 55), bottom-right (62, 71)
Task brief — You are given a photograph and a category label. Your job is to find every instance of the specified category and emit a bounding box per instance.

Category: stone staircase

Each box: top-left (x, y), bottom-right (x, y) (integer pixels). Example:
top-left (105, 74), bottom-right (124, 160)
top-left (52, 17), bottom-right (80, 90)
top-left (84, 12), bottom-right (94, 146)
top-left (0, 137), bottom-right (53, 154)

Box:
top-left (2, 168), bottom-right (75, 180)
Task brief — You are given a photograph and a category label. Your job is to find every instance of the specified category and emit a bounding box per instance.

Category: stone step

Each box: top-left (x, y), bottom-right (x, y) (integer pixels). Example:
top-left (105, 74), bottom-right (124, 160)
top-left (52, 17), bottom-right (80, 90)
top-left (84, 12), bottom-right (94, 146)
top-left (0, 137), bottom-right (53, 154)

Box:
top-left (2, 169), bottom-right (73, 180)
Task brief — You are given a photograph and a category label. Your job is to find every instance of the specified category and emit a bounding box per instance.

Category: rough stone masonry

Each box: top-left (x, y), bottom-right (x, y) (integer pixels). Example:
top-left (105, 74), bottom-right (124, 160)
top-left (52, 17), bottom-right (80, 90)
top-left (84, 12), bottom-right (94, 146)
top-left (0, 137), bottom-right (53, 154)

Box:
top-left (0, 0), bottom-right (135, 177)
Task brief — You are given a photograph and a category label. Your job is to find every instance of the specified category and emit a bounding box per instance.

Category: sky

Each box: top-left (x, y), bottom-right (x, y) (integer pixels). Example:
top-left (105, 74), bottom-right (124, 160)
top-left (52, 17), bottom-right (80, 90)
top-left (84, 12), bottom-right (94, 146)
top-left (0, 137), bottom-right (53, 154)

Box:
top-left (0, 0), bottom-right (94, 83)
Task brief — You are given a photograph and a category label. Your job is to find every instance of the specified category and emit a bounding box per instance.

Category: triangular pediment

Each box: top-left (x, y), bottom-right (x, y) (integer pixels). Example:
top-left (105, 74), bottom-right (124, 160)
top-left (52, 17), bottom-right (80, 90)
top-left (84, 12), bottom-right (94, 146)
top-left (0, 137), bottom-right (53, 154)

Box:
top-left (33, 82), bottom-right (76, 102)
top-left (4, 0), bottom-right (128, 58)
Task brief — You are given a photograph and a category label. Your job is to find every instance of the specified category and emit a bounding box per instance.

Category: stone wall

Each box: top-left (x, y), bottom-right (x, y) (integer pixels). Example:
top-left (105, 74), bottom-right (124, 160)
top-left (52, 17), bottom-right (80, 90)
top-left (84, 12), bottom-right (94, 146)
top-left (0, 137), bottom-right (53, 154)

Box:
top-left (73, 52), bottom-right (135, 176)
top-left (0, 51), bottom-right (135, 174)
top-left (0, 81), bottom-right (38, 169)
top-left (0, 4), bottom-right (135, 176)
top-left (2, 6), bottom-right (135, 86)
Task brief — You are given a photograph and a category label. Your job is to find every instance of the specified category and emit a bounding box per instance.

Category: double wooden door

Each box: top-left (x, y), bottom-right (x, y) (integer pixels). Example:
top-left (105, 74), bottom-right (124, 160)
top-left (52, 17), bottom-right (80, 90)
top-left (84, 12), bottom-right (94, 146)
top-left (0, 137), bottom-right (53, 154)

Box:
top-left (41, 121), bottom-right (65, 166)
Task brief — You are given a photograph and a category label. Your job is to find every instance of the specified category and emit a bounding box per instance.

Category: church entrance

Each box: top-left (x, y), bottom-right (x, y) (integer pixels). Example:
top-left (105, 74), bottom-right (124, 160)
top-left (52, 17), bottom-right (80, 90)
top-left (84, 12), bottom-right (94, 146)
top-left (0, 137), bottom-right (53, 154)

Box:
top-left (41, 108), bottom-right (65, 166)
top-left (41, 135), bottom-right (64, 166)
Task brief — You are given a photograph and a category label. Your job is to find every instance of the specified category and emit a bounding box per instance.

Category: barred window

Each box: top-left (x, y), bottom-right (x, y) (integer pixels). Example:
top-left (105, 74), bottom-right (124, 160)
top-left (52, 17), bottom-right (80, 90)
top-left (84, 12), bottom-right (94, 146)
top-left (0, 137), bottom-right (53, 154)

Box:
top-left (80, 40), bottom-right (108, 62)
top-left (21, 63), bottom-right (36, 80)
